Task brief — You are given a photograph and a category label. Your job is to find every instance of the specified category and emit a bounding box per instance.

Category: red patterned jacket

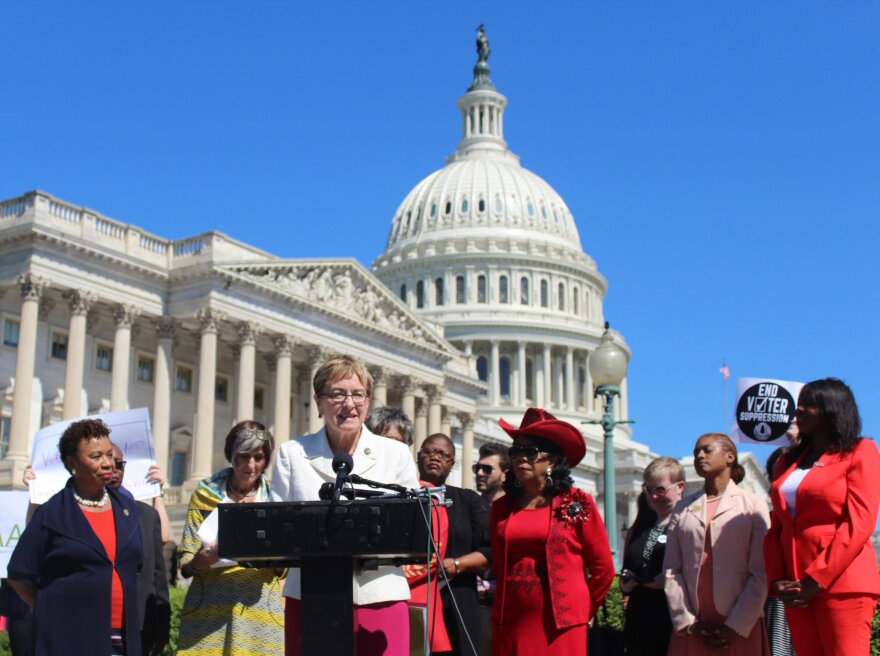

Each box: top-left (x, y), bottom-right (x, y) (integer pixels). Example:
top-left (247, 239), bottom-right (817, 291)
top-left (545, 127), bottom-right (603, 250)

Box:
top-left (490, 487), bottom-right (615, 630)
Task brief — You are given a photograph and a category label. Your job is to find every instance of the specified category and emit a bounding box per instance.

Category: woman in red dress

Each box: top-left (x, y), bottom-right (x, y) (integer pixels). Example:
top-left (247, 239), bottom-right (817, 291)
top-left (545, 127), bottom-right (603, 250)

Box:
top-left (491, 408), bottom-right (615, 656)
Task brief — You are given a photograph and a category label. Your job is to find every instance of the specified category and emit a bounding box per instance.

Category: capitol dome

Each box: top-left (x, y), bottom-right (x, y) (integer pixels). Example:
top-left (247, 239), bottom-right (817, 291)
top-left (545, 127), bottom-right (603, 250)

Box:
top-left (372, 31), bottom-right (631, 435)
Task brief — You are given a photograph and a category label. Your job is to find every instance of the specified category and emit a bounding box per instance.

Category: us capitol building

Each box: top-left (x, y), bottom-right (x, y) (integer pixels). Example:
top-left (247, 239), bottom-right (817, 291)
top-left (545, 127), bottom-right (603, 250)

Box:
top-left (0, 38), bottom-right (758, 534)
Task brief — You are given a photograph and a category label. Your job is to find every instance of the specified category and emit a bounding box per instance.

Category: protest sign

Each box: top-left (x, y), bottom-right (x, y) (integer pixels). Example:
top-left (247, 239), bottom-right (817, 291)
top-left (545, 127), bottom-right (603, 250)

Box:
top-left (730, 377), bottom-right (804, 446)
top-left (29, 407), bottom-right (159, 504)
top-left (0, 490), bottom-right (30, 577)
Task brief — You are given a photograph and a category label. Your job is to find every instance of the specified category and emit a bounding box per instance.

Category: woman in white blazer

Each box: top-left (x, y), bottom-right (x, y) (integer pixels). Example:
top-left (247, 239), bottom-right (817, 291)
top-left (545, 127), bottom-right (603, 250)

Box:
top-left (270, 354), bottom-right (419, 656)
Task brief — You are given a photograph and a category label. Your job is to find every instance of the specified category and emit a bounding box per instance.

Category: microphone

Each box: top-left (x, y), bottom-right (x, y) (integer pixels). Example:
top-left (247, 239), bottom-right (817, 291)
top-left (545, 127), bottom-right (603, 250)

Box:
top-left (331, 452), bottom-right (354, 502)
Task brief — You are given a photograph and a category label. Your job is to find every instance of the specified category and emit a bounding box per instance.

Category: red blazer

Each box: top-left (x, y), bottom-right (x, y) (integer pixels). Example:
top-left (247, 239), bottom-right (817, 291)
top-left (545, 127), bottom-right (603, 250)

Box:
top-left (491, 488), bottom-right (614, 631)
top-left (764, 438), bottom-right (880, 595)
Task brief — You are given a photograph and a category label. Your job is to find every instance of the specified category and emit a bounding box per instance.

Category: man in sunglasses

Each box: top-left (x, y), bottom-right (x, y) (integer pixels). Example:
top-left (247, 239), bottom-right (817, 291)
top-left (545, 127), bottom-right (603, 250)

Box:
top-left (473, 443), bottom-right (509, 504)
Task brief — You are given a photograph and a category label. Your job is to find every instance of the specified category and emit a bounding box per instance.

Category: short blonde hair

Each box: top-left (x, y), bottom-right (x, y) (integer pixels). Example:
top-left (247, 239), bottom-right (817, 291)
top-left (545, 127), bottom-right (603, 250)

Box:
top-left (643, 456), bottom-right (684, 484)
top-left (312, 354), bottom-right (373, 397)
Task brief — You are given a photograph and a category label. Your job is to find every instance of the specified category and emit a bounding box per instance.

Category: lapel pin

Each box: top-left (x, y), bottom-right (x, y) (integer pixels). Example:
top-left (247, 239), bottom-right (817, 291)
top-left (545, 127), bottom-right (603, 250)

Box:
top-left (123, 509), bottom-right (129, 516)
top-left (364, 447), bottom-right (372, 455)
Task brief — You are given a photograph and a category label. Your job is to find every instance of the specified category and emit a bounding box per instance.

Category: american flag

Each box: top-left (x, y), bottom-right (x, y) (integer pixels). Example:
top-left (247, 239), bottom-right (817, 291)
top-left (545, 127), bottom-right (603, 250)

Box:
top-left (719, 363), bottom-right (730, 381)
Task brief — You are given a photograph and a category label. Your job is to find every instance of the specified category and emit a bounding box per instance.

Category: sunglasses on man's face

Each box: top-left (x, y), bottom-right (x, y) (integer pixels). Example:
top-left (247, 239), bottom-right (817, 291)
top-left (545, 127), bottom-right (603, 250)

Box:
top-left (507, 446), bottom-right (549, 462)
top-left (472, 464), bottom-right (494, 476)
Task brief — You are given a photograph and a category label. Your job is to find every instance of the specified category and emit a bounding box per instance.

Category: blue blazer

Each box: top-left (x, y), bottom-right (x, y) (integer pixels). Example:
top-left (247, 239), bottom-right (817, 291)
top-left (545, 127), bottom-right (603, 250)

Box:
top-left (8, 478), bottom-right (144, 656)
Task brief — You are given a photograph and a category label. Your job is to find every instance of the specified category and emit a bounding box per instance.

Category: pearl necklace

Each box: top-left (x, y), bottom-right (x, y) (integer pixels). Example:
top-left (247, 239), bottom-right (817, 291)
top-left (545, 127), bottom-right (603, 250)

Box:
top-left (73, 487), bottom-right (109, 508)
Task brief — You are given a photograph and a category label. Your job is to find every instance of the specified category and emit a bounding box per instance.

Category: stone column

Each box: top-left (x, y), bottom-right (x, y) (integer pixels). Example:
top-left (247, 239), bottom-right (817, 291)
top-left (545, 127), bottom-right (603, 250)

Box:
top-left (273, 336), bottom-right (295, 443)
top-left (236, 322), bottom-right (259, 422)
top-left (440, 408), bottom-right (451, 437)
top-left (517, 341), bottom-right (527, 406)
top-left (620, 376), bottom-right (629, 421)
top-left (542, 344), bottom-right (552, 408)
top-left (490, 340), bottom-right (500, 405)
top-left (625, 489), bottom-right (640, 530)
top-left (308, 348), bottom-right (327, 434)
top-left (414, 401), bottom-right (428, 452)
top-left (62, 289), bottom-right (95, 419)
top-left (370, 367), bottom-right (388, 409)
top-left (400, 377), bottom-right (417, 454)
top-left (565, 346), bottom-right (575, 411)
top-left (152, 317), bottom-right (174, 473)
top-left (427, 386), bottom-right (443, 435)
top-left (190, 308), bottom-right (223, 482)
top-left (554, 353), bottom-right (564, 410)
top-left (7, 274), bottom-right (47, 473)
top-left (110, 304), bottom-right (140, 411)
top-left (459, 413), bottom-right (476, 490)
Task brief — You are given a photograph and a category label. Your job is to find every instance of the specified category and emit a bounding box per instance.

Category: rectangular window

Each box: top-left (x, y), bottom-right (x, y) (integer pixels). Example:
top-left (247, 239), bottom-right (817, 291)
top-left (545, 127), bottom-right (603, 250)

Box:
top-left (215, 377), bottom-right (229, 403)
top-left (51, 332), bottom-right (68, 360)
top-left (176, 366), bottom-right (193, 393)
top-left (254, 385), bottom-right (265, 411)
top-left (170, 452), bottom-right (186, 486)
top-left (0, 417), bottom-right (10, 459)
top-left (455, 276), bottom-right (465, 304)
top-left (137, 355), bottom-right (155, 383)
top-left (3, 320), bottom-right (19, 347)
top-left (95, 344), bottom-right (113, 372)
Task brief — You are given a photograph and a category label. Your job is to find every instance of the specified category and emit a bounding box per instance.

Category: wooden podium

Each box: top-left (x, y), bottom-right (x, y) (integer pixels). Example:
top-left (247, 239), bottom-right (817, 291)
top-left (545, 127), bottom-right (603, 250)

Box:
top-left (218, 498), bottom-right (431, 655)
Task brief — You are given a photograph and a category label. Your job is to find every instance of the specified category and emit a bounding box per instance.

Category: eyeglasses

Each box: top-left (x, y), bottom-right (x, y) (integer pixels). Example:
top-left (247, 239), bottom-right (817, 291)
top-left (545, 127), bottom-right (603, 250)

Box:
top-left (472, 464), bottom-right (494, 475)
top-left (508, 446), bottom-right (549, 462)
top-left (318, 391), bottom-right (370, 406)
top-left (419, 448), bottom-right (454, 463)
top-left (115, 459), bottom-right (127, 471)
top-left (642, 483), bottom-right (678, 497)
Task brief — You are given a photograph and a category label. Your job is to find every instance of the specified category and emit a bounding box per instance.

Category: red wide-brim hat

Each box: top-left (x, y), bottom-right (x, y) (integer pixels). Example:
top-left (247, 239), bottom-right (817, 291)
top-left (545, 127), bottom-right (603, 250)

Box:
top-left (498, 407), bottom-right (586, 467)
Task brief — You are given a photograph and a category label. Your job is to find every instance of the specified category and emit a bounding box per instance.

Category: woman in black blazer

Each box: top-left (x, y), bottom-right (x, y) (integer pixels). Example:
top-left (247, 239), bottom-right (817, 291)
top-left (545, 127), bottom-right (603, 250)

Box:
top-left (8, 419), bottom-right (143, 656)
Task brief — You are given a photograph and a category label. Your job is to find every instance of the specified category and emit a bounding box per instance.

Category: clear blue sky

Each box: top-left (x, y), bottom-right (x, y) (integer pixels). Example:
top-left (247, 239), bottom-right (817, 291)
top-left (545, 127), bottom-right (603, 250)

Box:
top-left (2, 2), bottom-right (877, 464)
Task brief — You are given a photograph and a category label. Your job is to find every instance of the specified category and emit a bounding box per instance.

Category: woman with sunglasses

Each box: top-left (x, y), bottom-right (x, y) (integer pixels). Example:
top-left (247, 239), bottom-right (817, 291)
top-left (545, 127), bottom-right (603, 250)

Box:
top-left (664, 433), bottom-right (771, 655)
top-left (490, 408), bottom-right (614, 655)
top-left (270, 354), bottom-right (419, 656)
top-left (764, 378), bottom-right (880, 656)
top-left (620, 457), bottom-right (685, 655)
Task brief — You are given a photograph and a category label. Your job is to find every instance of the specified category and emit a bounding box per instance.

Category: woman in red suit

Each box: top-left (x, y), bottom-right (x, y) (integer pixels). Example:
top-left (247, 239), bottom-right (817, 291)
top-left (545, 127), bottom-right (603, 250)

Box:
top-left (764, 378), bottom-right (880, 656)
top-left (491, 408), bottom-right (614, 656)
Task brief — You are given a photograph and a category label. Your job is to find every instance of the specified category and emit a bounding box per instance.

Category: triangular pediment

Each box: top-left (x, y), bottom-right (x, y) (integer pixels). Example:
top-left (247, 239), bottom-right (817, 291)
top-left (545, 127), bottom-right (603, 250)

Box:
top-left (216, 259), bottom-right (454, 356)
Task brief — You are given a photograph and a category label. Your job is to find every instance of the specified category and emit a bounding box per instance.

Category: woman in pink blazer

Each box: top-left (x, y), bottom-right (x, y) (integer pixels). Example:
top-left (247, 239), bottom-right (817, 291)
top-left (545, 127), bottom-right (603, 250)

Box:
top-left (764, 378), bottom-right (880, 656)
top-left (664, 433), bottom-right (770, 655)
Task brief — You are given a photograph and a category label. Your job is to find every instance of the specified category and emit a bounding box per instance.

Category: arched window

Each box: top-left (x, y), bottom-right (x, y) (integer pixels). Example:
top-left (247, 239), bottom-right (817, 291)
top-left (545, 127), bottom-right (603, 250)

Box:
top-left (435, 278), bottom-right (444, 306)
top-left (445, 200), bottom-right (452, 215)
top-left (477, 356), bottom-right (488, 383)
top-left (461, 197), bottom-right (469, 213)
top-left (558, 283), bottom-right (565, 311)
top-left (499, 275), bottom-right (509, 303)
top-left (478, 199), bottom-right (486, 213)
top-left (400, 284), bottom-right (407, 303)
top-left (456, 276), bottom-right (465, 304)
top-left (416, 281), bottom-right (425, 309)
top-left (430, 202), bottom-right (437, 217)
top-left (520, 277), bottom-right (529, 305)
top-left (540, 280), bottom-right (549, 308)
top-left (573, 286), bottom-right (579, 314)
top-left (478, 275), bottom-right (487, 303)
top-left (500, 356), bottom-right (511, 399)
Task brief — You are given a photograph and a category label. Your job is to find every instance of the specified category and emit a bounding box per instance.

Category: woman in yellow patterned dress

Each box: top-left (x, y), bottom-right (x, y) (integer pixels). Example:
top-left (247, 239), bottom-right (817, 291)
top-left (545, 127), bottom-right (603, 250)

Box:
top-left (177, 421), bottom-right (284, 655)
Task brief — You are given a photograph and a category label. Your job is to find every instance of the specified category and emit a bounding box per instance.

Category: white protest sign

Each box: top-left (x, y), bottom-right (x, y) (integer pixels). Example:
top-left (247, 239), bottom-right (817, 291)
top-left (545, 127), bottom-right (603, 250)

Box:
top-left (0, 490), bottom-right (30, 578)
top-left (29, 408), bottom-right (160, 504)
top-left (730, 377), bottom-right (804, 446)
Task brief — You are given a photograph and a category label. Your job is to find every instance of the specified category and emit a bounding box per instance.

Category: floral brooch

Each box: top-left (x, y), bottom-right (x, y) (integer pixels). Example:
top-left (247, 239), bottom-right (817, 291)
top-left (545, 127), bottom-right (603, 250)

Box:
top-left (554, 488), bottom-right (591, 527)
